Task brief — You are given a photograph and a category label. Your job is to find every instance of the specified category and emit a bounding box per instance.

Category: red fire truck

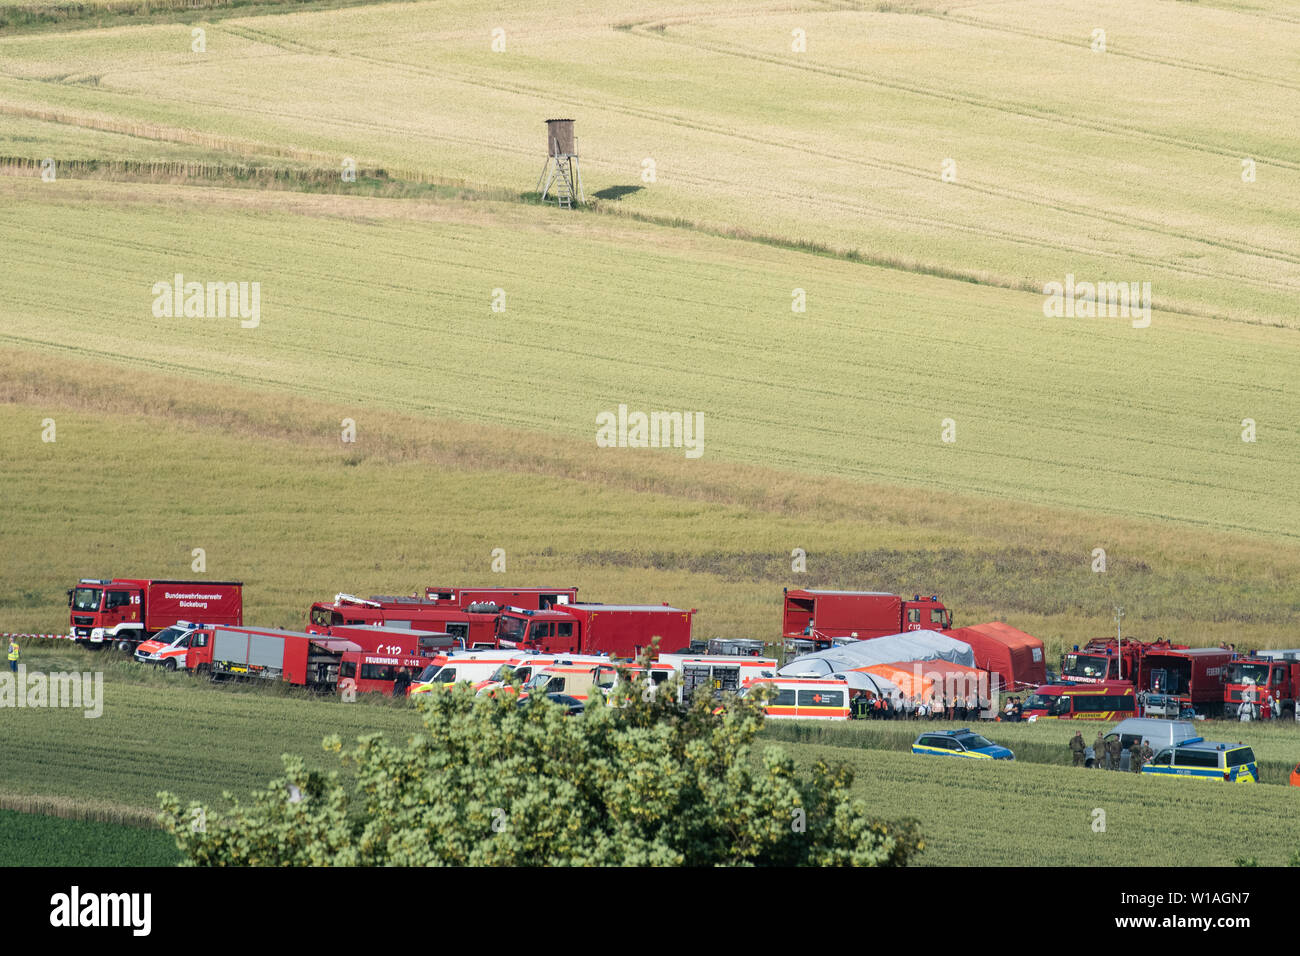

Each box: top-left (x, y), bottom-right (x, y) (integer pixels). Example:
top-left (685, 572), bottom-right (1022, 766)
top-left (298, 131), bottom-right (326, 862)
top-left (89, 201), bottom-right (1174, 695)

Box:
top-left (1223, 650), bottom-right (1300, 720)
top-left (782, 589), bottom-right (952, 643)
top-left (1131, 647), bottom-right (1234, 718)
top-left (68, 578), bottom-right (242, 653)
top-left (1059, 638), bottom-right (1188, 683)
top-left (1019, 681), bottom-right (1138, 721)
top-left (494, 603), bottom-right (695, 658)
top-left (186, 626), bottom-right (358, 688)
top-left (339, 648), bottom-right (451, 697)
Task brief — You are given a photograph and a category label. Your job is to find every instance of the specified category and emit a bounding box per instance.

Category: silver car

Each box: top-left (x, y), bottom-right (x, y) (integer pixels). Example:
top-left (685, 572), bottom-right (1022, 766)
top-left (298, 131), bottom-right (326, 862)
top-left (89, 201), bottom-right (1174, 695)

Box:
top-left (1085, 717), bottom-right (1197, 769)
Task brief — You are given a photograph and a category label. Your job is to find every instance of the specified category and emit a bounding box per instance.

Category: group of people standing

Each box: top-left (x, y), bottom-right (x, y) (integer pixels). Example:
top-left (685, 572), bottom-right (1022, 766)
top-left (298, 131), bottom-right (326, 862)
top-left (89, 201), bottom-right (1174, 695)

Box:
top-left (855, 691), bottom-right (986, 721)
top-left (1069, 730), bottom-right (1153, 772)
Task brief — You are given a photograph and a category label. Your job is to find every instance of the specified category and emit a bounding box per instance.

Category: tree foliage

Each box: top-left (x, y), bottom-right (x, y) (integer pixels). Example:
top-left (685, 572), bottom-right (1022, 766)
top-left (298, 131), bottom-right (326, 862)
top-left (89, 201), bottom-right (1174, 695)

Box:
top-left (159, 665), bottom-right (924, 866)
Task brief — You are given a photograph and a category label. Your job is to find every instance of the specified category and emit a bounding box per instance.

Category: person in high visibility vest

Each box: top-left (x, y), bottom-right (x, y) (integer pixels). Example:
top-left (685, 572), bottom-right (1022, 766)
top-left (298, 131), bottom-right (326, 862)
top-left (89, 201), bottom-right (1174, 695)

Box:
top-left (7, 639), bottom-right (18, 673)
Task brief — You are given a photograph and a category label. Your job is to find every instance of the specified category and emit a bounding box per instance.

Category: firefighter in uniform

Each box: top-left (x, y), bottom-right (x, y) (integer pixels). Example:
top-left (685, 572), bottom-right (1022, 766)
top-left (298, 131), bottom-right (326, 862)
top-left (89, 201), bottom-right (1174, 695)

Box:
top-left (1092, 731), bottom-right (1106, 770)
top-left (1069, 730), bottom-right (1086, 767)
top-left (7, 639), bottom-right (18, 673)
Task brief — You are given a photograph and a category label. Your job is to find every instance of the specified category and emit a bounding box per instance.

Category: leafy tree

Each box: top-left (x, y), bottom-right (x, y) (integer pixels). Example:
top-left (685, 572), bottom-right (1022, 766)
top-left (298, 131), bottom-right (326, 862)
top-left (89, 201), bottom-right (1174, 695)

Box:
top-left (159, 663), bottom-right (923, 866)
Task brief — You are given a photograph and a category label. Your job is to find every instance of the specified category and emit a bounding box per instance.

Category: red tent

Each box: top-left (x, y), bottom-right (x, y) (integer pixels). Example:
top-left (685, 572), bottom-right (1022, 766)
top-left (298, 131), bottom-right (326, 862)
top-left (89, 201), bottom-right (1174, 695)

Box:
top-left (950, 622), bottom-right (1045, 691)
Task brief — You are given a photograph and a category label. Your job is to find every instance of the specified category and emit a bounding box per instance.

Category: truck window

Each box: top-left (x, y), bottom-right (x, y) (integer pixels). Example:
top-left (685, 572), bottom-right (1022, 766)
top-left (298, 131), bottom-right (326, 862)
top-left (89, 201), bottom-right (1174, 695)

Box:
top-left (106, 590), bottom-right (132, 609)
top-left (771, 689), bottom-right (796, 707)
top-left (556, 623), bottom-right (574, 639)
top-left (1150, 750), bottom-right (1172, 767)
top-left (497, 617), bottom-right (528, 643)
top-left (341, 662), bottom-right (356, 679)
top-left (310, 607), bottom-right (336, 628)
top-left (1052, 696), bottom-right (1072, 716)
top-left (530, 623), bottom-right (553, 641)
top-left (906, 609), bottom-right (921, 624)
top-left (71, 587), bottom-right (102, 611)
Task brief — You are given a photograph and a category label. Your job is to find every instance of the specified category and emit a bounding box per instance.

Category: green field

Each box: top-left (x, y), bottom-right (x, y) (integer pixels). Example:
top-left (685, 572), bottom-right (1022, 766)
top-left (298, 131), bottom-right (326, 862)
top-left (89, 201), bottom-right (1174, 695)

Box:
top-left (0, 810), bottom-right (181, 866)
top-left (2, 642), bottom-right (1298, 867)
top-left (1, 0), bottom-right (1297, 865)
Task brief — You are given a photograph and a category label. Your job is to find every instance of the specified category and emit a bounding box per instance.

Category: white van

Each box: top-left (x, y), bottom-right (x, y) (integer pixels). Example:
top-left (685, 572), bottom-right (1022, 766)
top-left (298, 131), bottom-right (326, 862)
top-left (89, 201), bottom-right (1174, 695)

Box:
top-left (1085, 717), bottom-right (1196, 769)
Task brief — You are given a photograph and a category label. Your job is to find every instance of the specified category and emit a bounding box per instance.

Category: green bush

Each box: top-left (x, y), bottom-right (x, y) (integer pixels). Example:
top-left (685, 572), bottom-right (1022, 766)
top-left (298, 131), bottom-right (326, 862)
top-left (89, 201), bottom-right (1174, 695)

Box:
top-left (159, 666), bottom-right (923, 866)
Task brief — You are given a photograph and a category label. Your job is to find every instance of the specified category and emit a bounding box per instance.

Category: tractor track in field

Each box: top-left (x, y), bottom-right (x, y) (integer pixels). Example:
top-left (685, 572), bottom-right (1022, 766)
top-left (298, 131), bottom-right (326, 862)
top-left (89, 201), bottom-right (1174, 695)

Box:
top-left (199, 23), bottom-right (1300, 294)
top-left (3, 19), bottom-right (1297, 309)
top-left (804, 0), bottom-right (1300, 96)
top-left (619, 16), bottom-right (1300, 174)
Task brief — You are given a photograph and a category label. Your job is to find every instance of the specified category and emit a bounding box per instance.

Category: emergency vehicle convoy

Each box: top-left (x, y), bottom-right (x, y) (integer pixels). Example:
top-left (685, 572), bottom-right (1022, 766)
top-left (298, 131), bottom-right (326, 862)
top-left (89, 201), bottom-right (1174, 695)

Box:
top-left (63, 576), bottom-right (1300, 734)
top-left (68, 578), bottom-right (243, 652)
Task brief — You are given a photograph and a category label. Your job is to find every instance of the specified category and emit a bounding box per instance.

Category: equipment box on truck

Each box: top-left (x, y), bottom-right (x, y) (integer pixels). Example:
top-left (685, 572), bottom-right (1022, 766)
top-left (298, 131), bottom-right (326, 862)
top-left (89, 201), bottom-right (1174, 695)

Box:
top-left (782, 589), bottom-right (951, 643)
top-left (307, 598), bottom-right (498, 645)
top-left (418, 587), bottom-right (578, 610)
top-left (68, 578), bottom-right (242, 653)
top-left (1133, 647), bottom-right (1233, 718)
top-left (494, 603), bottom-right (695, 658)
top-left (198, 626), bottom-right (358, 689)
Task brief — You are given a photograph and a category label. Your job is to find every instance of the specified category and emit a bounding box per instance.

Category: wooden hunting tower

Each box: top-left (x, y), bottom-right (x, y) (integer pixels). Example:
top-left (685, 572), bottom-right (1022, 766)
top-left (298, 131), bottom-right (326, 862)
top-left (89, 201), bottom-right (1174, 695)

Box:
top-left (536, 118), bottom-right (584, 208)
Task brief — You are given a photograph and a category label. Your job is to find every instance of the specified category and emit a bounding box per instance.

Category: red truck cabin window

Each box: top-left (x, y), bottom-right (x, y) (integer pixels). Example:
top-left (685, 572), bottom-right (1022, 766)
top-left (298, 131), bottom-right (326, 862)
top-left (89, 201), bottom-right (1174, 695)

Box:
top-left (106, 590), bottom-right (132, 609)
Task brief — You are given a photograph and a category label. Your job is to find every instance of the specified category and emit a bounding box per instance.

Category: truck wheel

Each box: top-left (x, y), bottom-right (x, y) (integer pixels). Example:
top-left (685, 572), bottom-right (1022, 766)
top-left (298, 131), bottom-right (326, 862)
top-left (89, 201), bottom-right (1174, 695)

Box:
top-left (164, 659), bottom-right (177, 672)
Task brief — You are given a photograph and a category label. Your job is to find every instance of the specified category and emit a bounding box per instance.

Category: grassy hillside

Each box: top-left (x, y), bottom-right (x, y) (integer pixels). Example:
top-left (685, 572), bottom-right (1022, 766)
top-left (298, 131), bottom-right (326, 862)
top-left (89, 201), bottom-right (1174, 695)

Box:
top-left (1, 0), bottom-right (1297, 867)
top-left (2, 181), bottom-right (1297, 543)
top-left (2, 370), bottom-right (1298, 657)
top-left (2, 1), bottom-right (1297, 322)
